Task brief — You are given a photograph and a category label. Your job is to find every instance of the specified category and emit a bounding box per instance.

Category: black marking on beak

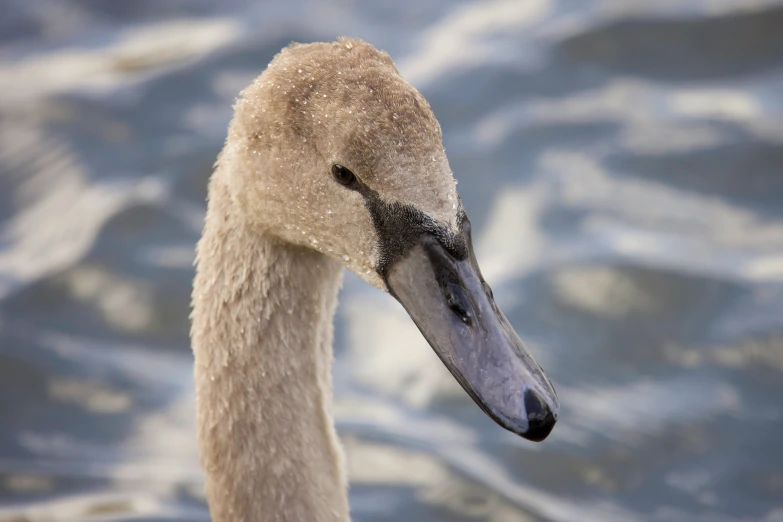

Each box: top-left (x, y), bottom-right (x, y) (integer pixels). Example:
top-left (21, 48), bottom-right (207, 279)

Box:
top-left (356, 184), bottom-right (466, 278)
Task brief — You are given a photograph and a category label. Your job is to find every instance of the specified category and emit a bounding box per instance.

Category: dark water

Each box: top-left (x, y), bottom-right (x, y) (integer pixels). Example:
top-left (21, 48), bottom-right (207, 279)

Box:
top-left (1, 1), bottom-right (782, 520)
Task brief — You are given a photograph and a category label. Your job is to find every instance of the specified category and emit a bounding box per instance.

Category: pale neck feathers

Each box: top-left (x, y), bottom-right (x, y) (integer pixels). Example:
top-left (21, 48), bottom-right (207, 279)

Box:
top-left (191, 175), bottom-right (349, 522)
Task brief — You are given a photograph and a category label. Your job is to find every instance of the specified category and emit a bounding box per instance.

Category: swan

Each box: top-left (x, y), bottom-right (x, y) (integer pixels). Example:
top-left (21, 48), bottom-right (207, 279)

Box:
top-left (190, 37), bottom-right (559, 522)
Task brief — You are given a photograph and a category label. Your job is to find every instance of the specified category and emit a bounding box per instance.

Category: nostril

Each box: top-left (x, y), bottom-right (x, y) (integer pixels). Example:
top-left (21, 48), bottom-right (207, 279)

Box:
top-left (444, 282), bottom-right (472, 326)
top-left (522, 388), bottom-right (556, 442)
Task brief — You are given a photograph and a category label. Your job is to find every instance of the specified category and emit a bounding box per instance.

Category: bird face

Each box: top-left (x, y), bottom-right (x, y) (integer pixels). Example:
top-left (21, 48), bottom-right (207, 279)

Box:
top-left (225, 38), bottom-right (559, 441)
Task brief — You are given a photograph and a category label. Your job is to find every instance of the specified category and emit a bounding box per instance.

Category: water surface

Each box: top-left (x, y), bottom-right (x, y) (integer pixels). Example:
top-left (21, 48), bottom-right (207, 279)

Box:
top-left (1, 1), bottom-right (782, 521)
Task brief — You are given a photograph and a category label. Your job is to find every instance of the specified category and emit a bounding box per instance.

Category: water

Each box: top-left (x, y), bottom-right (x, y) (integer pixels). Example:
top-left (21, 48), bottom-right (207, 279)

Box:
top-left (1, 1), bottom-right (782, 520)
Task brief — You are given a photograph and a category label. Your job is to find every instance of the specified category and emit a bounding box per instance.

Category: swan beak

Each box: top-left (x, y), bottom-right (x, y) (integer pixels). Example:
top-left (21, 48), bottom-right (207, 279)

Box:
top-left (384, 217), bottom-right (559, 442)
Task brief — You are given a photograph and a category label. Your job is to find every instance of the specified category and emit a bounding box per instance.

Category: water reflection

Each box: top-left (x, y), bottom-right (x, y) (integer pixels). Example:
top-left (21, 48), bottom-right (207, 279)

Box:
top-left (1, 0), bottom-right (782, 521)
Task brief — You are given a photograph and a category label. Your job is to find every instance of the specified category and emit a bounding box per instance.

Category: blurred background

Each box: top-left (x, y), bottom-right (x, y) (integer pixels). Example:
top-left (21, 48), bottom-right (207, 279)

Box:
top-left (1, 0), bottom-right (782, 521)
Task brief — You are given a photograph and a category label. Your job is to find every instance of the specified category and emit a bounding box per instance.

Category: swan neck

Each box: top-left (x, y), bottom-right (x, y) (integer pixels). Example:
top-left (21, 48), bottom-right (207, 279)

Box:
top-left (191, 177), bottom-right (348, 522)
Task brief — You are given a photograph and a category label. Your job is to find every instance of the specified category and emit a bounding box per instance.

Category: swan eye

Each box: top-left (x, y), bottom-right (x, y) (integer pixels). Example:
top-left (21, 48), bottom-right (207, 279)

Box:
top-left (331, 164), bottom-right (357, 188)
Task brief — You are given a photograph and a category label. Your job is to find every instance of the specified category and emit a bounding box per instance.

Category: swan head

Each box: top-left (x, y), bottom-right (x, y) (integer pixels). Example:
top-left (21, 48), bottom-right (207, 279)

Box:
top-left (223, 37), bottom-right (559, 441)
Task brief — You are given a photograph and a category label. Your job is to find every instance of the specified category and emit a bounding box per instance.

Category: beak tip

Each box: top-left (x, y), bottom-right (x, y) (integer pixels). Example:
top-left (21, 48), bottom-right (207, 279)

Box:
top-left (520, 387), bottom-right (558, 442)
